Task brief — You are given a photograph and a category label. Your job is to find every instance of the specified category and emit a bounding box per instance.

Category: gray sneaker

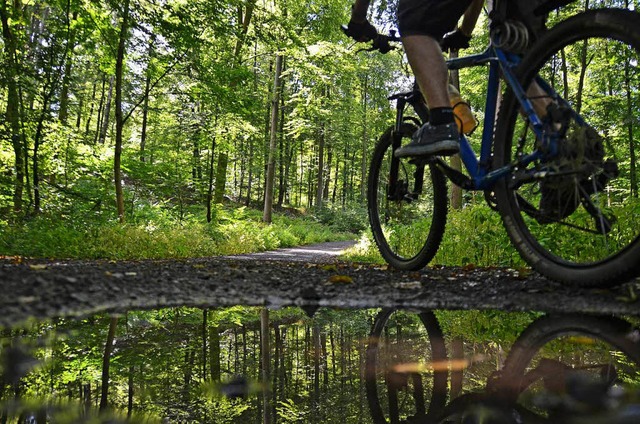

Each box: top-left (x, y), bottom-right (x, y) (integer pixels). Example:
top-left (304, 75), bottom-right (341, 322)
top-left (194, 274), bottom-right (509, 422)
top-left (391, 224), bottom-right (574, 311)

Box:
top-left (395, 122), bottom-right (460, 158)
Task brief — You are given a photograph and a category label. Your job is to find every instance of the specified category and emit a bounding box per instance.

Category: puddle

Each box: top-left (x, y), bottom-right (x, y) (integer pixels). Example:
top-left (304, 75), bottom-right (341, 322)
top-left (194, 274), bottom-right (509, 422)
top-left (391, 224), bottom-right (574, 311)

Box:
top-left (1, 307), bottom-right (639, 423)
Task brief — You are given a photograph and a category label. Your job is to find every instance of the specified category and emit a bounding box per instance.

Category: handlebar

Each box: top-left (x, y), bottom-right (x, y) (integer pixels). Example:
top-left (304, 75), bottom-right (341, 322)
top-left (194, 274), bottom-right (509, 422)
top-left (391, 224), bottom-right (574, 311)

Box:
top-left (341, 25), bottom-right (400, 54)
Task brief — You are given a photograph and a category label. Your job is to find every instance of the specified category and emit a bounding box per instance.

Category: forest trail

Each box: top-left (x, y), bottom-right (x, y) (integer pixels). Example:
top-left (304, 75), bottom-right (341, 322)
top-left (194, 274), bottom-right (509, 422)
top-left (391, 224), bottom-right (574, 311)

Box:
top-left (2, 248), bottom-right (639, 328)
top-left (225, 240), bottom-right (357, 262)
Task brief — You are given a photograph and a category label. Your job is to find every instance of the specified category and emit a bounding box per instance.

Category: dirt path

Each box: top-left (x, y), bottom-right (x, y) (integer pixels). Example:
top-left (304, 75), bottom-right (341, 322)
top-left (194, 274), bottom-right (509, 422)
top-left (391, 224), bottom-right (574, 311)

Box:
top-left (2, 240), bottom-right (639, 328)
top-left (224, 240), bottom-right (357, 262)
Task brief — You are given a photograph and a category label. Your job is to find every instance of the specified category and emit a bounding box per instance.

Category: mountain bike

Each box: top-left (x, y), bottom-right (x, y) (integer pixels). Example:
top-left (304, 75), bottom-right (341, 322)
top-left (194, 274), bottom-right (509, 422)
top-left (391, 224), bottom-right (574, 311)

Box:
top-left (364, 3), bottom-right (640, 287)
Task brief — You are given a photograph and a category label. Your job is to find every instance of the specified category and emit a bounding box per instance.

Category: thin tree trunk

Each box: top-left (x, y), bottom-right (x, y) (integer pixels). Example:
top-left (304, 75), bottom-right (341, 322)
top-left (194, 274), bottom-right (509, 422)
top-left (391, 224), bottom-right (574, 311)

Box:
top-left (0, 0), bottom-right (25, 214)
top-left (315, 120), bottom-right (325, 209)
top-left (260, 308), bottom-right (271, 424)
top-left (448, 52), bottom-right (464, 209)
top-left (59, 9), bottom-right (78, 125)
top-left (361, 75), bottom-right (368, 201)
top-left (127, 366), bottom-right (134, 418)
top-left (99, 75), bottom-right (114, 144)
top-left (625, 52), bottom-right (637, 197)
top-left (206, 134), bottom-right (217, 221)
top-left (575, 0), bottom-right (590, 115)
top-left (99, 317), bottom-right (118, 411)
top-left (312, 324), bottom-right (321, 418)
top-left (139, 39), bottom-right (154, 162)
top-left (114, 0), bottom-right (131, 222)
top-left (33, 96), bottom-right (51, 215)
top-left (210, 325), bottom-right (221, 382)
top-left (263, 54), bottom-right (283, 223)
top-left (214, 152), bottom-right (229, 204)
top-left (202, 309), bottom-right (208, 381)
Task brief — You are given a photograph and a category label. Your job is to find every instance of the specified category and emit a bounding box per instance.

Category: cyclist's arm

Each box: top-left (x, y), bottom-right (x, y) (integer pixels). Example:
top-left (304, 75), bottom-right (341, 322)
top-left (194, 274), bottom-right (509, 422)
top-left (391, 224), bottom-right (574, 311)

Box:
top-left (350, 0), bottom-right (371, 23)
top-left (459, 0), bottom-right (484, 37)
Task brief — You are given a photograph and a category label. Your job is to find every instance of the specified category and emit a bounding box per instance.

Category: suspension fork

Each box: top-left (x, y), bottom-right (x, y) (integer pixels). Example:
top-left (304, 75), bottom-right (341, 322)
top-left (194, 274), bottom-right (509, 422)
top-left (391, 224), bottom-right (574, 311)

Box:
top-left (387, 99), bottom-right (406, 200)
top-left (387, 97), bottom-right (426, 200)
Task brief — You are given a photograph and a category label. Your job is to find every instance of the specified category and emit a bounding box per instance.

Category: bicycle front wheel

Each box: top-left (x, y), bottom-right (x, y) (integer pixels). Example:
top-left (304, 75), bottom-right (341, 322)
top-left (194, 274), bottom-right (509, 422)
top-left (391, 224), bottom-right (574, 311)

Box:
top-left (494, 9), bottom-right (640, 287)
top-left (367, 123), bottom-right (448, 270)
top-left (365, 309), bottom-right (448, 423)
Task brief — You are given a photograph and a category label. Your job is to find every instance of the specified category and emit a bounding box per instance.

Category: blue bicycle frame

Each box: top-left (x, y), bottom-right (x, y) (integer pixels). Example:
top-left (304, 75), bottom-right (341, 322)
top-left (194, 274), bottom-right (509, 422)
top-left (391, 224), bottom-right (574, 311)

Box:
top-left (443, 45), bottom-right (559, 191)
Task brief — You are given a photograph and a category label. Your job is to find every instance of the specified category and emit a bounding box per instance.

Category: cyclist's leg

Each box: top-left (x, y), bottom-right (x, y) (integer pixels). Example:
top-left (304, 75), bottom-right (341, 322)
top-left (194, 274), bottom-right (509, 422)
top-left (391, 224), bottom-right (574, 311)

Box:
top-left (394, 0), bottom-right (472, 157)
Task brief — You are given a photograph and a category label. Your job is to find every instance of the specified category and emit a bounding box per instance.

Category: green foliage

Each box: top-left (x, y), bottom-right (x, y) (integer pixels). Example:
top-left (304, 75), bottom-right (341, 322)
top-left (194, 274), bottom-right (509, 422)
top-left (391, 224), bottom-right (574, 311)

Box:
top-left (343, 203), bottom-right (524, 268)
top-left (311, 201), bottom-right (368, 234)
top-left (434, 203), bottom-right (523, 267)
top-left (0, 204), bottom-right (353, 259)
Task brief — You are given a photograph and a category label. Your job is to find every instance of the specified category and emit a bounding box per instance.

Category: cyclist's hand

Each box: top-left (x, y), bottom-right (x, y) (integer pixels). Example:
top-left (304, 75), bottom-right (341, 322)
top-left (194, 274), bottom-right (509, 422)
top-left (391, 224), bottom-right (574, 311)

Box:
top-left (344, 19), bottom-right (378, 42)
top-left (441, 29), bottom-right (471, 52)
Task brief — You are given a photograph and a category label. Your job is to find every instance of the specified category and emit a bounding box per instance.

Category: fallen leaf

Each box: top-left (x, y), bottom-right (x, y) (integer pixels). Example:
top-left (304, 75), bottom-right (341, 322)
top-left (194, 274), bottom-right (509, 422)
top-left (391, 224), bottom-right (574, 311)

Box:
top-left (321, 265), bottom-right (338, 272)
top-left (327, 275), bottom-right (353, 284)
top-left (29, 264), bottom-right (48, 270)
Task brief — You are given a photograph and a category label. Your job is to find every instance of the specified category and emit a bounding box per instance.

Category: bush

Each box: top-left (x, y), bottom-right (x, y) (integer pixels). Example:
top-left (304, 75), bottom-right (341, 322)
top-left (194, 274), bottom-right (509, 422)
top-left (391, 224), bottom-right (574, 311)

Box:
top-left (312, 201), bottom-right (368, 233)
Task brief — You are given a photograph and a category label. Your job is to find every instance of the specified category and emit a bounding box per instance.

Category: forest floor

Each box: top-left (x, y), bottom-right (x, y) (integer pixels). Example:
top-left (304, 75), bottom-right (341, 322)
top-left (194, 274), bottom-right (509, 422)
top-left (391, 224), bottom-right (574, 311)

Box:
top-left (2, 241), bottom-right (639, 328)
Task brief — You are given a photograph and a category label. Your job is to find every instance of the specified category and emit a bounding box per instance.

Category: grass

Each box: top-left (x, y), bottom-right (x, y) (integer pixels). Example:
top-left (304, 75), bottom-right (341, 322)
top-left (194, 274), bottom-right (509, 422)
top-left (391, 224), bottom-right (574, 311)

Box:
top-left (0, 204), bottom-right (355, 260)
top-left (342, 204), bottom-right (526, 268)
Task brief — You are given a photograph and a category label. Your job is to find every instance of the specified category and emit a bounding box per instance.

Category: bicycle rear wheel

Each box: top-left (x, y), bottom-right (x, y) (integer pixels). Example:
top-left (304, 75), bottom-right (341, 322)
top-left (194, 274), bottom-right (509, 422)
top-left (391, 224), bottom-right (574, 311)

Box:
top-left (497, 314), bottom-right (640, 402)
top-left (367, 123), bottom-right (448, 270)
top-left (494, 9), bottom-right (640, 287)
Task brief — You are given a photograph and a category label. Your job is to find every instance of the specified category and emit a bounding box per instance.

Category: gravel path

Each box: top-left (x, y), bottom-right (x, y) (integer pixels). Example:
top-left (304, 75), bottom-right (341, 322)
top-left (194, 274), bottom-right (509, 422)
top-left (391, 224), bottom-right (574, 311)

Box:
top-left (1, 241), bottom-right (639, 328)
top-left (224, 240), bottom-right (357, 262)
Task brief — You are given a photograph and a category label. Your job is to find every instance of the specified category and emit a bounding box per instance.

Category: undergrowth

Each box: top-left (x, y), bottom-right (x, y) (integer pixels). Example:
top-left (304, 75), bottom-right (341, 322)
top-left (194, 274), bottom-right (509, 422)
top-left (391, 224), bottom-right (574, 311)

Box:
top-left (343, 203), bottom-right (526, 268)
top-left (0, 204), bottom-right (355, 260)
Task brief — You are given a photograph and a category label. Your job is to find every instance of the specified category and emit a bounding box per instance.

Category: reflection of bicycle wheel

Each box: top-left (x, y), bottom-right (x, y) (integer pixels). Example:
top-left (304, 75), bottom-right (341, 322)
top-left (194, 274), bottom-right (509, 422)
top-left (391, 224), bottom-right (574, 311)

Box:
top-left (496, 314), bottom-right (640, 408)
top-left (436, 314), bottom-right (640, 423)
top-left (494, 9), bottom-right (640, 287)
top-left (367, 124), bottom-right (448, 271)
top-left (365, 309), bottom-right (448, 423)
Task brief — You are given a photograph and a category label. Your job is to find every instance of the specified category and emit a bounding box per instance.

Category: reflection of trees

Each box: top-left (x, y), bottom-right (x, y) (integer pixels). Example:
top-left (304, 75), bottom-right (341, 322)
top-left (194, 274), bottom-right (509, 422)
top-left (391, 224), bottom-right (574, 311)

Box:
top-left (1, 309), bottom-right (639, 423)
top-left (0, 307), bottom-right (376, 423)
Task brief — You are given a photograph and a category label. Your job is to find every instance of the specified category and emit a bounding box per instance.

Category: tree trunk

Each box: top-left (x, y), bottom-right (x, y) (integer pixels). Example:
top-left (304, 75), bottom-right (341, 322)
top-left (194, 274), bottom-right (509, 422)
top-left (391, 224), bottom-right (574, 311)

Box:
top-left (214, 151), bottom-right (229, 204)
top-left (99, 75), bottom-right (114, 144)
top-left (139, 39), bottom-right (154, 162)
top-left (99, 317), bottom-right (119, 411)
top-left (315, 120), bottom-right (325, 209)
top-left (59, 10), bottom-right (79, 125)
top-left (361, 75), bottom-right (368, 201)
top-left (114, 0), bottom-right (131, 222)
top-left (210, 325), bottom-right (221, 381)
top-left (625, 51), bottom-right (637, 197)
top-left (206, 137), bottom-right (217, 222)
top-left (263, 54), bottom-right (283, 223)
top-left (33, 97), bottom-right (51, 215)
top-left (449, 56), bottom-right (463, 209)
top-left (575, 0), bottom-right (590, 115)
top-left (127, 366), bottom-right (134, 418)
top-left (0, 0), bottom-right (25, 214)
top-left (312, 324), bottom-right (321, 418)
top-left (202, 309), bottom-right (208, 381)
top-left (260, 308), bottom-right (271, 424)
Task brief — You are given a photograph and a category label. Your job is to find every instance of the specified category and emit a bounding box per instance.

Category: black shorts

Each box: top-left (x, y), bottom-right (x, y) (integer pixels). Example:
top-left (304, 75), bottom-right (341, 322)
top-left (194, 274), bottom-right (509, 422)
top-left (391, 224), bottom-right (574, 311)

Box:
top-left (398, 0), bottom-right (473, 38)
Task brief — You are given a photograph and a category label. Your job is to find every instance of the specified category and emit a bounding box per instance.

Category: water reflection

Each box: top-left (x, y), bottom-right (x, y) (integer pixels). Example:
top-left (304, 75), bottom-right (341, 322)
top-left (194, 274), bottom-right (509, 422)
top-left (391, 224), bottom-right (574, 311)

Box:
top-left (1, 308), bottom-right (639, 423)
